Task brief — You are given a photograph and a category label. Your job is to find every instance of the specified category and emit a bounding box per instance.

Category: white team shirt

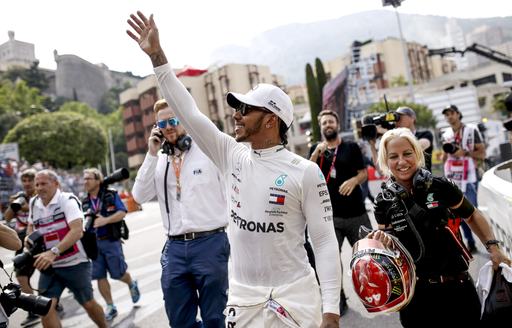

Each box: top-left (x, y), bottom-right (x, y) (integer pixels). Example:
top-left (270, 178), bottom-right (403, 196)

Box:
top-left (28, 190), bottom-right (88, 268)
top-left (132, 141), bottom-right (228, 236)
top-left (154, 63), bottom-right (341, 314)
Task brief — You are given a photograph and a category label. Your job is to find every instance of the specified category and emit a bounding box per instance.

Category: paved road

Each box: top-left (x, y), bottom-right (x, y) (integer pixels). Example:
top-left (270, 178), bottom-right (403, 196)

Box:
top-left (1, 196), bottom-right (489, 327)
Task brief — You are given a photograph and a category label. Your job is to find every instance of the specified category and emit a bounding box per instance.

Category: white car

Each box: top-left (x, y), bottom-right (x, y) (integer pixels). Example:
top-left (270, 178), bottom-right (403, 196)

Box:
top-left (478, 159), bottom-right (512, 258)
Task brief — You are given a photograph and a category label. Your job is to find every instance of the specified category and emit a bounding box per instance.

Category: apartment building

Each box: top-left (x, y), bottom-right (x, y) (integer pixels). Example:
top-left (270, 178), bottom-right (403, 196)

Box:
top-left (120, 63), bottom-right (295, 168)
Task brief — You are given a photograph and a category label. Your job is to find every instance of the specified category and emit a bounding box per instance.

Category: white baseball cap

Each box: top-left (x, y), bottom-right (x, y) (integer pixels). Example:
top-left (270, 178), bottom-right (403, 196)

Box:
top-left (226, 83), bottom-right (294, 128)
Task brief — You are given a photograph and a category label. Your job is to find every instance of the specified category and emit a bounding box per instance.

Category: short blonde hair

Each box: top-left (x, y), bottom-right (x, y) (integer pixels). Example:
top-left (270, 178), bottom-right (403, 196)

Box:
top-left (83, 168), bottom-right (104, 183)
top-left (153, 99), bottom-right (169, 114)
top-left (377, 128), bottom-right (425, 177)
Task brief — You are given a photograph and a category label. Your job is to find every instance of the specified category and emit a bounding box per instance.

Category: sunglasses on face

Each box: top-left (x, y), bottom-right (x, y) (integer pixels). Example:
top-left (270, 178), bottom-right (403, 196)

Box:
top-left (235, 103), bottom-right (272, 116)
top-left (157, 117), bottom-right (180, 128)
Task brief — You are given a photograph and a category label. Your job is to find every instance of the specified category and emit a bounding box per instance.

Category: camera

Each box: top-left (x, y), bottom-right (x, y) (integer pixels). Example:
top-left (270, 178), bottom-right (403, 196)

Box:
top-left (360, 112), bottom-right (400, 141)
top-left (0, 283), bottom-right (52, 319)
top-left (12, 230), bottom-right (46, 273)
top-left (9, 192), bottom-right (27, 213)
top-left (83, 209), bottom-right (96, 231)
top-left (102, 168), bottom-right (129, 187)
top-left (442, 142), bottom-right (459, 154)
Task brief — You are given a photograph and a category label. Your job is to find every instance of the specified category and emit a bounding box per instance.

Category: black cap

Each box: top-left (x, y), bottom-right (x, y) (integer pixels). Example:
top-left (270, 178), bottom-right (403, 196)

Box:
top-left (396, 106), bottom-right (416, 119)
top-left (442, 105), bottom-right (463, 119)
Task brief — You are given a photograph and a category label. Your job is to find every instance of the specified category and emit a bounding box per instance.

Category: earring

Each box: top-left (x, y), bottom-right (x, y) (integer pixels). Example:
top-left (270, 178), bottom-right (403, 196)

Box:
top-left (265, 124), bottom-right (271, 128)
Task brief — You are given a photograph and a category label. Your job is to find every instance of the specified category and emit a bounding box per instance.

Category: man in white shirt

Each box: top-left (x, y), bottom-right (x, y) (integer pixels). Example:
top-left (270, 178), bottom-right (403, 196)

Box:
top-left (127, 11), bottom-right (341, 328)
top-left (27, 170), bottom-right (106, 328)
top-left (132, 99), bottom-right (229, 327)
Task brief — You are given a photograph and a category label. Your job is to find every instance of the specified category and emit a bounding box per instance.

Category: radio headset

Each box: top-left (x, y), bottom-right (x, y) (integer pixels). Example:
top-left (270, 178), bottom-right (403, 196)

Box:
top-left (157, 131), bottom-right (192, 156)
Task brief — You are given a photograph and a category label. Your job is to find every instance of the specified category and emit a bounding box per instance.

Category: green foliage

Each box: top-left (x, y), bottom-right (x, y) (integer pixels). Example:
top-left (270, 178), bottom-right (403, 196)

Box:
top-left (306, 63), bottom-right (321, 142)
top-left (98, 85), bottom-right (129, 115)
top-left (315, 58), bottom-right (327, 108)
top-left (3, 112), bottom-right (107, 168)
top-left (390, 75), bottom-right (408, 87)
top-left (492, 93), bottom-right (510, 116)
top-left (367, 100), bottom-right (436, 129)
top-left (3, 61), bottom-right (49, 91)
top-left (0, 80), bottom-right (47, 141)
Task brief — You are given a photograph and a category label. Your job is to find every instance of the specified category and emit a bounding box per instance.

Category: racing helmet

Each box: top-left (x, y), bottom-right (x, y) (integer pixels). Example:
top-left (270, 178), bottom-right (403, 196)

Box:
top-left (350, 235), bottom-right (416, 313)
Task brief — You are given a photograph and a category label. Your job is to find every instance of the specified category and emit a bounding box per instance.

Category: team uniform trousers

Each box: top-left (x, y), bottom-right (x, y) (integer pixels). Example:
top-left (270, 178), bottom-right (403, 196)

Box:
top-left (400, 277), bottom-right (481, 327)
top-left (160, 231), bottom-right (229, 328)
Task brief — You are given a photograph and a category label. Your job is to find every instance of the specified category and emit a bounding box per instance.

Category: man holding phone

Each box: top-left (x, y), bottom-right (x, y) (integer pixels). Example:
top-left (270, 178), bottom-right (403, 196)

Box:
top-left (132, 99), bottom-right (229, 327)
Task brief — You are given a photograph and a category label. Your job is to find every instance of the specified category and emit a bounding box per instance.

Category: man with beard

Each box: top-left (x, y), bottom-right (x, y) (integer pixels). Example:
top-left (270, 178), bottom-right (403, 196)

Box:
top-left (127, 11), bottom-right (341, 328)
top-left (309, 109), bottom-right (371, 316)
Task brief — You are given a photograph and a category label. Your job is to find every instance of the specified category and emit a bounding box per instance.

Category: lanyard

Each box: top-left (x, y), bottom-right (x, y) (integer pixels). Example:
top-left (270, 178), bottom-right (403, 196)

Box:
top-left (89, 197), bottom-right (101, 213)
top-left (319, 146), bottom-right (338, 184)
top-left (171, 153), bottom-right (185, 201)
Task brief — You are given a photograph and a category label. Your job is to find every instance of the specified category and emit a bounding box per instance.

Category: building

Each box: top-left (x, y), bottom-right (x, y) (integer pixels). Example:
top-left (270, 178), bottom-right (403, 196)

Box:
top-left (54, 50), bottom-right (142, 110)
top-left (119, 63), bottom-right (314, 168)
top-left (0, 31), bottom-right (36, 71)
top-left (325, 37), bottom-right (456, 90)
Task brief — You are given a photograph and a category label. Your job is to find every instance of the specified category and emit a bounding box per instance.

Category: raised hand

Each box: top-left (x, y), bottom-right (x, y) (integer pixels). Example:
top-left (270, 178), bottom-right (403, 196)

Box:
top-left (126, 11), bottom-right (167, 67)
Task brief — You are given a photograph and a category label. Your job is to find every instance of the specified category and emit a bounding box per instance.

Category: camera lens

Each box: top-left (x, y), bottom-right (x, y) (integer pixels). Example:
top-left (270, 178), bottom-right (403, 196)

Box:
top-left (16, 293), bottom-right (52, 316)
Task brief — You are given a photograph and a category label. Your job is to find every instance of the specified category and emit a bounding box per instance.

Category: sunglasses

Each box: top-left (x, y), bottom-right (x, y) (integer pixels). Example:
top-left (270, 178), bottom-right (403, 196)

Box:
top-left (157, 117), bottom-right (180, 128)
top-left (235, 103), bottom-right (272, 116)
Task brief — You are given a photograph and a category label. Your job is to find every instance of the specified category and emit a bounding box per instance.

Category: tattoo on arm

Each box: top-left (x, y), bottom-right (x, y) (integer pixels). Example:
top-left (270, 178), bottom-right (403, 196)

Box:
top-left (150, 50), bottom-right (168, 67)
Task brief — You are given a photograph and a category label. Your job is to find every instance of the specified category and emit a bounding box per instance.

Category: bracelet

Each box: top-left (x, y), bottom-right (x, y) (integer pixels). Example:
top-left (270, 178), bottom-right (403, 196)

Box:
top-left (485, 239), bottom-right (501, 250)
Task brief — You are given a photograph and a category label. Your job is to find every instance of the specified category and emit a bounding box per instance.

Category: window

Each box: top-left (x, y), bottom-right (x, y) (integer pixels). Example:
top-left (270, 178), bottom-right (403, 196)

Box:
top-left (472, 74), bottom-right (496, 86)
top-left (503, 73), bottom-right (512, 82)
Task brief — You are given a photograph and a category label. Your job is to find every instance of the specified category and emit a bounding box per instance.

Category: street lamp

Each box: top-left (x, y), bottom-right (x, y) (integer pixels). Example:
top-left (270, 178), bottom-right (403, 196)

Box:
top-left (382, 0), bottom-right (415, 102)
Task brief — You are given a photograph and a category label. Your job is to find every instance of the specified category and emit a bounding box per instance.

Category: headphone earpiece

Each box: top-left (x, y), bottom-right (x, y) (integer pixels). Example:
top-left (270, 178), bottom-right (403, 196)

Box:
top-left (412, 168), bottom-right (433, 193)
top-left (161, 135), bottom-right (192, 155)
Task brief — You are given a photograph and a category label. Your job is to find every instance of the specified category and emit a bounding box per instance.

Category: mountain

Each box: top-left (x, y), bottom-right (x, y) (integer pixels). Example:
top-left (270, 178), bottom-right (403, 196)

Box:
top-left (209, 10), bottom-right (512, 85)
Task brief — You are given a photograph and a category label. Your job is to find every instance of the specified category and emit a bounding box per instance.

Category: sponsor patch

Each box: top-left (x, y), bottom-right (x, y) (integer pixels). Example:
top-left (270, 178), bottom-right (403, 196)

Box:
top-left (269, 193), bottom-right (285, 205)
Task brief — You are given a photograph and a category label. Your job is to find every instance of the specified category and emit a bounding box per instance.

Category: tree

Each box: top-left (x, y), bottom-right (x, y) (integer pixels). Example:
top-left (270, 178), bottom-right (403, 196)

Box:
top-left (306, 63), bottom-right (321, 142)
top-left (367, 100), bottom-right (436, 129)
top-left (3, 61), bottom-right (49, 91)
top-left (492, 93), bottom-right (511, 117)
top-left (4, 112), bottom-right (107, 168)
top-left (0, 80), bottom-right (47, 141)
top-left (315, 57), bottom-right (327, 109)
top-left (390, 75), bottom-right (408, 88)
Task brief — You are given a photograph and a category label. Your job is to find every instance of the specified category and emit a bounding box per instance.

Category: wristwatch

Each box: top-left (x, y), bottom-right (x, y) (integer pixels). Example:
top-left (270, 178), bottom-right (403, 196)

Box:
top-left (485, 239), bottom-right (501, 251)
top-left (50, 246), bottom-right (60, 256)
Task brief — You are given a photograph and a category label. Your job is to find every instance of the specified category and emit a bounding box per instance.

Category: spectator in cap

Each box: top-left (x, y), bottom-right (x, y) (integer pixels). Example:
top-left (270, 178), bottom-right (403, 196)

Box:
top-left (395, 106), bottom-right (434, 172)
top-left (441, 104), bottom-right (486, 253)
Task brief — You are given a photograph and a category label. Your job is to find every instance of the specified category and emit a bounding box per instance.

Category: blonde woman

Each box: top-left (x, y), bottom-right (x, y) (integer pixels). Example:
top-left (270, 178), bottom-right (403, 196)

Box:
top-left (368, 128), bottom-right (510, 327)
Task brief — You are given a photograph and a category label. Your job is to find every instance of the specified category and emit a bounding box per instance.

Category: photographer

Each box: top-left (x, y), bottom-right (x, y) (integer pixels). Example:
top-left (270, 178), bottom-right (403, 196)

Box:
top-left (2, 168), bottom-right (39, 326)
top-left (26, 170), bottom-right (106, 328)
top-left (82, 168), bottom-right (139, 321)
top-left (395, 107), bottom-right (433, 172)
top-left (441, 105), bottom-right (486, 253)
top-left (366, 128), bottom-right (510, 327)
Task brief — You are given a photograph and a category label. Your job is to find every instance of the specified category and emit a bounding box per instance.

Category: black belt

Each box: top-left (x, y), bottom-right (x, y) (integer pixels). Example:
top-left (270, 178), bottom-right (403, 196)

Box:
top-left (419, 271), bottom-right (470, 284)
top-left (169, 227), bottom-right (225, 241)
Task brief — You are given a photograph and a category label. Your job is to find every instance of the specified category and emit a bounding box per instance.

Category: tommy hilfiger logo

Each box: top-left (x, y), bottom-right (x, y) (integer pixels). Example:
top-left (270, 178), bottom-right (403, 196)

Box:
top-left (268, 100), bottom-right (281, 112)
top-left (269, 193), bottom-right (285, 205)
top-left (426, 193), bottom-right (439, 209)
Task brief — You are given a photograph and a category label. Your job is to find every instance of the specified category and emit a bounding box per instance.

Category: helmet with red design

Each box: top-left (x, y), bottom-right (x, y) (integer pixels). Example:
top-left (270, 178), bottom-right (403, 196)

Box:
top-left (350, 235), bottom-right (416, 313)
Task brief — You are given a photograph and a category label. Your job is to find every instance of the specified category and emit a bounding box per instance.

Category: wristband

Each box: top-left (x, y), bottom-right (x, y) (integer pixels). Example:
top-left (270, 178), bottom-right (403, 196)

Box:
top-left (485, 239), bottom-right (501, 250)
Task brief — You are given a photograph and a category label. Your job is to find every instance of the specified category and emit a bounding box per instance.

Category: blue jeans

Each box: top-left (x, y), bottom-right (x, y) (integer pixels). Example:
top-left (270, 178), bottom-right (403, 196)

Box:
top-left (160, 232), bottom-right (229, 328)
top-left (461, 182), bottom-right (478, 246)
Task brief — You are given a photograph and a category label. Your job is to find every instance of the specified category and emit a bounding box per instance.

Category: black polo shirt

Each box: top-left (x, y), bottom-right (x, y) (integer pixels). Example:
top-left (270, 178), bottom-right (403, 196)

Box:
top-left (374, 176), bottom-right (474, 277)
top-left (310, 141), bottom-right (366, 218)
